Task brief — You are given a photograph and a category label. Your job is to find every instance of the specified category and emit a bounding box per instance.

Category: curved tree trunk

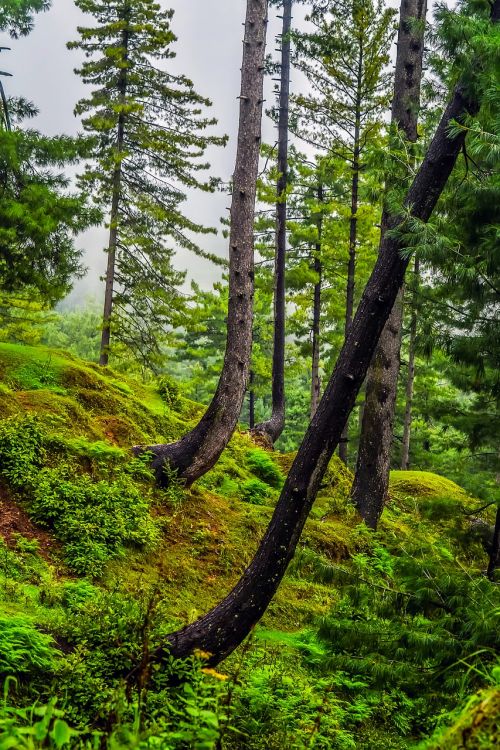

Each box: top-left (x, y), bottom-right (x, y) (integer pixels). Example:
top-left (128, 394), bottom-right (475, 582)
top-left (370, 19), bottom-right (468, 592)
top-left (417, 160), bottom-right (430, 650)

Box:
top-left (351, 0), bottom-right (427, 528)
top-left (150, 35), bottom-right (491, 663)
top-left (254, 0), bottom-right (292, 444)
top-left (135, 0), bottom-right (269, 486)
top-left (401, 256), bottom-right (420, 469)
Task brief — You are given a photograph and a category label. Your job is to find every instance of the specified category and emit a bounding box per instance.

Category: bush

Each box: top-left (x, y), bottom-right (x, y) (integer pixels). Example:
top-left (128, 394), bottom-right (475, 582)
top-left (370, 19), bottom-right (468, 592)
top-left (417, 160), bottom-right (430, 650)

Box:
top-left (0, 616), bottom-right (57, 678)
top-left (247, 449), bottom-right (283, 489)
top-left (30, 469), bottom-right (159, 576)
top-left (242, 478), bottom-right (271, 505)
top-left (157, 375), bottom-right (181, 409)
top-left (0, 415), bottom-right (45, 489)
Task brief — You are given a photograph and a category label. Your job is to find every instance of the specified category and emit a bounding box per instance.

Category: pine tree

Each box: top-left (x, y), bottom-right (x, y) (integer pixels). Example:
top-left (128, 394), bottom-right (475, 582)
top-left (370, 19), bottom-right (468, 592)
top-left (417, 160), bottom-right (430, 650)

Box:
top-left (0, 97), bottom-right (97, 306)
top-left (253, 0), bottom-right (293, 444)
top-left (352, 0), bottom-right (427, 529)
top-left (293, 0), bottom-right (395, 463)
top-left (0, 0), bottom-right (50, 37)
top-left (69, 0), bottom-right (227, 367)
top-left (136, 0), bottom-right (269, 487)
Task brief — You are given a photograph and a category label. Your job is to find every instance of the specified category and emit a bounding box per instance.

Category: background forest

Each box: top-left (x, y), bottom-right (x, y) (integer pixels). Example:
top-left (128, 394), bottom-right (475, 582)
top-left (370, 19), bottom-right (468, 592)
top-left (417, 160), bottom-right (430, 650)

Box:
top-left (0, 0), bottom-right (498, 748)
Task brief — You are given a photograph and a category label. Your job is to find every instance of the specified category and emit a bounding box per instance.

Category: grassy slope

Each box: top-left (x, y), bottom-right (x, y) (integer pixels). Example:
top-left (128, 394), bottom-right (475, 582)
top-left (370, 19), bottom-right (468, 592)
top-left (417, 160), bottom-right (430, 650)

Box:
top-left (0, 342), bottom-right (497, 748)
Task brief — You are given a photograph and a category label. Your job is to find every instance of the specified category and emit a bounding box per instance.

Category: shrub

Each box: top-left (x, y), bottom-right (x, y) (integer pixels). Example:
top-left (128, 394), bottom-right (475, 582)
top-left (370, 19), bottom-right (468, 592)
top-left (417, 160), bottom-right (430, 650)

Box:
top-left (242, 478), bottom-right (271, 506)
top-left (247, 449), bottom-right (284, 489)
top-left (30, 468), bottom-right (159, 576)
top-left (0, 415), bottom-right (45, 489)
top-left (157, 375), bottom-right (181, 409)
top-left (0, 616), bottom-right (57, 678)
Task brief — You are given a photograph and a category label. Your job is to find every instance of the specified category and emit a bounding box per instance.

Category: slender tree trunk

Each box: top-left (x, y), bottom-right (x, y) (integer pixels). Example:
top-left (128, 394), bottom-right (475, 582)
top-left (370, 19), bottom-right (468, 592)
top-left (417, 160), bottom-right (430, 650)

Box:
top-left (401, 256), bottom-right (420, 469)
top-left (310, 182), bottom-right (324, 419)
top-left (99, 24), bottom-right (129, 367)
top-left (254, 0), bottom-right (292, 443)
top-left (487, 505), bottom-right (500, 581)
top-left (135, 0), bottom-right (269, 486)
top-left (339, 50), bottom-right (363, 465)
top-left (351, 0), bottom-right (427, 527)
top-left (150, 15), bottom-right (494, 663)
top-left (249, 370), bottom-right (256, 429)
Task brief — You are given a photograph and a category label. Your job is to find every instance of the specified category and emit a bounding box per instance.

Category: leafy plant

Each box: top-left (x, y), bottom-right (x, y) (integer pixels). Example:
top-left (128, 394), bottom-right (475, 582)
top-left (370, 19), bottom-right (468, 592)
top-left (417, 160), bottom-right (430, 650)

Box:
top-left (0, 415), bottom-right (45, 489)
top-left (30, 468), bottom-right (159, 576)
top-left (246, 449), bottom-right (284, 489)
top-left (241, 478), bottom-right (271, 506)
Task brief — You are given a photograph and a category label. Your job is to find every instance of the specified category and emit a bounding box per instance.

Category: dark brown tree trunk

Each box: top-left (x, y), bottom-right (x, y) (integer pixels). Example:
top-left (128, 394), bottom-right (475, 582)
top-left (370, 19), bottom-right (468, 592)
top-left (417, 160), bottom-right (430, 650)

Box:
top-left (254, 0), bottom-right (292, 444)
top-left (310, 182), bottom-right (324, 420)
top-left (401, 256), bottom-right (420, 469)
top-left (150, 16), bottom-right (494, 662)
top-left (351, 0), bottom-right (427, 528)
top-left (135, 0), bottom-right (269, 486)
top-left (99, 24), bottom-right (129, 367)
top-left (339, 49), bottom-right (363, 465)
top-left (487, 505), bottom-right (500, 581)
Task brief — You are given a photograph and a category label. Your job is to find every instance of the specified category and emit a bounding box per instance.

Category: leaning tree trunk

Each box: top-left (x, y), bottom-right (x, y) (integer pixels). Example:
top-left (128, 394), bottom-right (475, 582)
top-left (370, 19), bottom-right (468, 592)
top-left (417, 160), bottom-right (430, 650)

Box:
top-left (100, 24), bottom-right (129, 367)
top-left (135, 0), bottom-right (269, 486)
top-left (254, 0), bottom-right (292, 444)
top-left (148, 6), bottom-right (496, 663)
top-left (310, 182), bottom-right (324, 419)
top-left (351, 0), bottom-right (427, 528)
top-left (339, 50), bottom-right (363, 465)
top-left (401, 256), bottom-right (420, 469)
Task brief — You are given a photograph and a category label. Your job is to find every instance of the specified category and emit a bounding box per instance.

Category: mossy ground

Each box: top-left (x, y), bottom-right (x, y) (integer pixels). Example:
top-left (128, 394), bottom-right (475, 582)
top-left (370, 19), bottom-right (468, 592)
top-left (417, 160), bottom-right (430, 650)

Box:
top-left (0, 343), bottom-right (497, 749)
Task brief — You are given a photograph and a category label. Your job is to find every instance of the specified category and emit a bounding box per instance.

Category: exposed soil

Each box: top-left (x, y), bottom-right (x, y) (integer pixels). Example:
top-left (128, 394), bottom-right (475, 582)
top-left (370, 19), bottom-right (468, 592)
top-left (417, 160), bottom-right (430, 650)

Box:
top-left (0, 484), bottom-right (59, 561)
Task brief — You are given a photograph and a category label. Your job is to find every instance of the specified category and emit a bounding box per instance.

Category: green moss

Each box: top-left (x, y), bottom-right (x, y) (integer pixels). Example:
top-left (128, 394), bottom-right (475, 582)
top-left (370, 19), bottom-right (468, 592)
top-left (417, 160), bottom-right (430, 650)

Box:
top-left (389, 470), bottom-right (468, 502)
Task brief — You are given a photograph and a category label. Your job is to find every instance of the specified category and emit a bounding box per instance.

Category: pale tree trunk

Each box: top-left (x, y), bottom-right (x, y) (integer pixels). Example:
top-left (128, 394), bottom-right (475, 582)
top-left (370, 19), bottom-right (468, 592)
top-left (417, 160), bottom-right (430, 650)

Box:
top-left (135, 0), bottom-right (269, 486)
top-left (339, 48), bottom-right (363, 465)
top-left (351, 0), bottom-right (427, 528)
top-left (401, 256), bottom-right (420, 469)
top-left (147, 12), bottom-right (495, 662)
top-left (99, 24), bottom-right (129, 367)
top-left (310, 182), bottom-right (324, 419)
top-left (254, 0), bottom-right (292, 443)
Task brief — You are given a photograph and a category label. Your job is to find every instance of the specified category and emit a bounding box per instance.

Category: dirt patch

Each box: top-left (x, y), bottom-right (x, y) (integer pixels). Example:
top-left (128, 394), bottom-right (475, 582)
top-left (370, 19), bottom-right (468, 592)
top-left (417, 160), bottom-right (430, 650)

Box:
top-left (0, 486), bottom-right (59, 561)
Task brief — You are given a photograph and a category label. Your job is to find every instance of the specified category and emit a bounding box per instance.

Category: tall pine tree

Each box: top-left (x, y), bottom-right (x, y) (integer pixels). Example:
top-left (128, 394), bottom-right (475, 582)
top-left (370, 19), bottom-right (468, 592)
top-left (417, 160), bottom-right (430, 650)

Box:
top-left (70, 0), bottom-right (227, 367)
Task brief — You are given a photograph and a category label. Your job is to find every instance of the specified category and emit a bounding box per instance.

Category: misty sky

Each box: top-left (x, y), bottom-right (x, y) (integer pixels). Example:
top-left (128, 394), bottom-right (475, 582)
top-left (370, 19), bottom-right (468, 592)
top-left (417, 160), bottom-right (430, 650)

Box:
top-left (0, 0), bottom-right (440, 305)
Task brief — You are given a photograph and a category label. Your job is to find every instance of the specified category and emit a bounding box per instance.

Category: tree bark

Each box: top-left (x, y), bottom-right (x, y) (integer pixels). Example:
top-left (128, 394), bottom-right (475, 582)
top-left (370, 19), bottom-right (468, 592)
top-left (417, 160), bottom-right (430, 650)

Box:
top-left (401, 256), bottom-right (420, 469)
top-left (254, 0), bottom-right (292, 444)
top-left (150, 13), bottom-right (494, 662)
top-left (351, 0), bottom-right (427, 527)
top-left (310, 182), bottom-right (323, 419)
top-left (487, 505), bottom-right (500, 581)
top-left (339, 47), bottom-right (363, 465)
top-left (99, 22), bottom-right (129, 367)
top-left (135, 0), bottom-right (269, 486)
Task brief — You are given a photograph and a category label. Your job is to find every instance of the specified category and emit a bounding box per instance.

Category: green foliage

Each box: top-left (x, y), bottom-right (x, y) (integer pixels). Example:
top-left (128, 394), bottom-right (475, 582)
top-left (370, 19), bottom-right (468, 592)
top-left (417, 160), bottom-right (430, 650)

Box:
top-left (69, 0), bottom-right (227, 367)
top-left (30, 468), bottom-right (159, 576)
top-left (241, 478), bottom-right (272, 506)
top-left (157, 375), bottom-right (181, 410)
top-left (0, 414), bottom-right (44, 488)
top-left (246, 449), bottom-right (284, 489)
top-left (0, 618), bottom-right (56, 678)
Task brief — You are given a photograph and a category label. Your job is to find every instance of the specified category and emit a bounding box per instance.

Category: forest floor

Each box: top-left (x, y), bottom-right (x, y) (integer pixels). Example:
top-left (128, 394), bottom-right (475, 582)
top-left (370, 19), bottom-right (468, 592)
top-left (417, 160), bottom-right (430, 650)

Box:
top-left (0, 342), bottom-right (498, 750)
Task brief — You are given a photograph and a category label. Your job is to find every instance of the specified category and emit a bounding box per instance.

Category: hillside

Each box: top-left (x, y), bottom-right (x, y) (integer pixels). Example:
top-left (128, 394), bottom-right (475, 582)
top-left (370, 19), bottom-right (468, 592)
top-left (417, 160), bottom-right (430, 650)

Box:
top-left (0, 343), bottom-right (498, 750)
